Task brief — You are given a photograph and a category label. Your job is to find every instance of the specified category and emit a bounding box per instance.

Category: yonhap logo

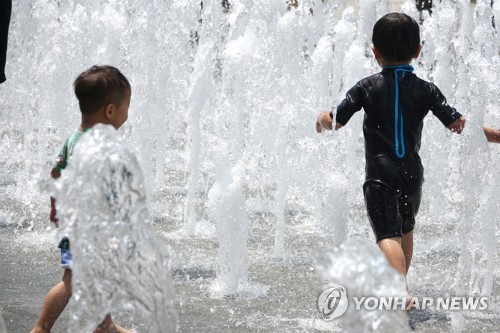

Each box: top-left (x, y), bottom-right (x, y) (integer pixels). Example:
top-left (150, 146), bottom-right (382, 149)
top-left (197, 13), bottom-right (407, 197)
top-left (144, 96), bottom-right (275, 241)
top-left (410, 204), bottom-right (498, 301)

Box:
top-left (317, 289), bottom-right (494, 318)
top-left (317, 286), bottom-right (348, 320)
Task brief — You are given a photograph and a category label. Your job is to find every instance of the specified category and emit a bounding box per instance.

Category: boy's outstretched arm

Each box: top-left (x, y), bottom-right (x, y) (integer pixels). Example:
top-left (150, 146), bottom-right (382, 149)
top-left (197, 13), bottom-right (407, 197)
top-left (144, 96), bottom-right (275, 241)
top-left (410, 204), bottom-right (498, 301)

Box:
top-left (483, 126), bottom-right (500, 143)
top-left (316, 111), bottom-right (343, 133)
top-left (447, 116), bottom-right (466, 134)
top-left (50, 167), bottom-right (61, 226)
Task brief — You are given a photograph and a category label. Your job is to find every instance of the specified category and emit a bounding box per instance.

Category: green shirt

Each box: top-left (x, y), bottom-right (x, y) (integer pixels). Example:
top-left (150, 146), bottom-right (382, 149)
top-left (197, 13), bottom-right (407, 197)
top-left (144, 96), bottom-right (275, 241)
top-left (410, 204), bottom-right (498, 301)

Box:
top-left (55, 127), bottom-right (88, 250)
top-left (54, 127), bottom-right (88, 172)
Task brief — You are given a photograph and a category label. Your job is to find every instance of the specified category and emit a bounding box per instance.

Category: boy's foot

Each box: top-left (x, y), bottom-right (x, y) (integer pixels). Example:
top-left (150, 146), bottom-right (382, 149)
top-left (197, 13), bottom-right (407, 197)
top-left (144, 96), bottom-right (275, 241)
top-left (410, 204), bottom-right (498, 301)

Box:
top-left (92, 322), bottom-right (131, 333)
top-left (30, 328), bottom-right (49, 333)
top-left (92, 313), bottom-right (132, 333)
top-left (114, 324), bottom-right (131, 333)
top-left (406, 296), bottom-right (416, 313)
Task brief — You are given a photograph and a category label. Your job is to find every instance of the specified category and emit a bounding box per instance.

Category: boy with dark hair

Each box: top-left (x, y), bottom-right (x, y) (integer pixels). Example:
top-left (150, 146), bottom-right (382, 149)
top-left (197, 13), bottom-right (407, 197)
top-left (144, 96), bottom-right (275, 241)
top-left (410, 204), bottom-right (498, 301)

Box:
top-left (315, 12), bottom-right (484, 297)
top-left (31, 65), bottom-right (131, 333)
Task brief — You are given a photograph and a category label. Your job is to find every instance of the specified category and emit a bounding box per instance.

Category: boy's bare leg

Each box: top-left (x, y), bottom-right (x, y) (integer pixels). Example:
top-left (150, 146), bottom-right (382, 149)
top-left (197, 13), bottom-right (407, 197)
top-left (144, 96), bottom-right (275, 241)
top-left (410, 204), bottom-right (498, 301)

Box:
top-left (378, 237), bottom-right (406, 277)
top-left (30, 269), bottom-right (72, 333)
top-left (379, 236), bottom-right (416, 310)
top-left (401, 231), bottom-right (413, 273)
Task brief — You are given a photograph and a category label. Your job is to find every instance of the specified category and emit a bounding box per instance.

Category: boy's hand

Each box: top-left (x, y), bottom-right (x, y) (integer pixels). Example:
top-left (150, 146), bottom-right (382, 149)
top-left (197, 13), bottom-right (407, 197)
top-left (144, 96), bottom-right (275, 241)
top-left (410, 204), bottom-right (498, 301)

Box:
top-left (484, 126), bottom-right (500, 143)
top-left (448, 116), bottom-right (466, 134)
top-left (316, 112), bottom-right (333, 133)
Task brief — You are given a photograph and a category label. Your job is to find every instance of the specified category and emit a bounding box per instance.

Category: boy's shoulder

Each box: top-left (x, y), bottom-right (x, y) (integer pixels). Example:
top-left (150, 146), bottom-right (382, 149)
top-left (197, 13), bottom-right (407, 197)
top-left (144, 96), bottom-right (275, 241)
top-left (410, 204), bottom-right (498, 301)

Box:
top-left (359, 72), bottom-right (383, 85)
top-left (54, 127), bottom-right (86, 172)
top-left (60, 128), bottom-right (83, 149)
top-left (358, 70), bottom-right (437, 92)
top-left (351, 72), bottom-right (385, 96)
top-left (355, 72), bottom-right (394, 92)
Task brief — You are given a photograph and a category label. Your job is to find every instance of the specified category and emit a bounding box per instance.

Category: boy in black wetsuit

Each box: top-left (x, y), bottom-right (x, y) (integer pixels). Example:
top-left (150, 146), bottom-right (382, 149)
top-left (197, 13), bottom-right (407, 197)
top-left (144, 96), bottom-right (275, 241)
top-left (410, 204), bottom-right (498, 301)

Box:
top-left (315, 13), bottom-right (467, 293)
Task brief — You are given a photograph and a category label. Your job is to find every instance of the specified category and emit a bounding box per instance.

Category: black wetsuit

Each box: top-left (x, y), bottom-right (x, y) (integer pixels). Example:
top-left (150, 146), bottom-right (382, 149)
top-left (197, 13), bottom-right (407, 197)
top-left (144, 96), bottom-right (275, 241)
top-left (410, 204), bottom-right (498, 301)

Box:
top-left (0, 0), bottom-right (12, 83)
top-left (335, 65), bottom-right (462, 242)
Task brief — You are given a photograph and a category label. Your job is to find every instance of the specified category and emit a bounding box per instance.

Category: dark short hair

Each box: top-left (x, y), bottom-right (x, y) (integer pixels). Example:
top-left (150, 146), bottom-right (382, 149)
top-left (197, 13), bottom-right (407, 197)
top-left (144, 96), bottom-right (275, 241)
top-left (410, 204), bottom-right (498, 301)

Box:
top-left (372, 13), bottom-right (420, 62)
top-left (73, 65), bottom-right (130, 114)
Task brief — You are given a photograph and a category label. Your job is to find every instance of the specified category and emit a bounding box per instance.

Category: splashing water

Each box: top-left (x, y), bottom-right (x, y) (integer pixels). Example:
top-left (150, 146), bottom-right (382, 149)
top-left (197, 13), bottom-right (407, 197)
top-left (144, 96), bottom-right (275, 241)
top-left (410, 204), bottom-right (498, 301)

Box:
top-left (316, 239), bottom-right (409, 333)
top-left (55, 124), bottom-right (177, 332)
top-left (208, 157), bottom-right (249, 296)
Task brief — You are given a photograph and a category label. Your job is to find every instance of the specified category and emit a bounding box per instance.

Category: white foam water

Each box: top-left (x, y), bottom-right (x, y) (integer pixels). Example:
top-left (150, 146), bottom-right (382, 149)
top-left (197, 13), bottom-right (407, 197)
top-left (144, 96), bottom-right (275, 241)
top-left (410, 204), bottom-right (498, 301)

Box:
top-left (55, 124), bottom-right (177, 332)
top-left (316, 239), bottom-right (409, 333)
